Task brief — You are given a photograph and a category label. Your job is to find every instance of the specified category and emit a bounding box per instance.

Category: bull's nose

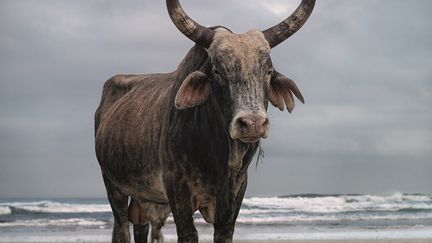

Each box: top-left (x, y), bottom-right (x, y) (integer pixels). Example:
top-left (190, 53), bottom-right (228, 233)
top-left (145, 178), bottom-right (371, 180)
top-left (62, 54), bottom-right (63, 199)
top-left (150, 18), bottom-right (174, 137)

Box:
top-left (230, 112), bottom-right (270, 143)
top-left (237, 116), bottom-right (269, 131)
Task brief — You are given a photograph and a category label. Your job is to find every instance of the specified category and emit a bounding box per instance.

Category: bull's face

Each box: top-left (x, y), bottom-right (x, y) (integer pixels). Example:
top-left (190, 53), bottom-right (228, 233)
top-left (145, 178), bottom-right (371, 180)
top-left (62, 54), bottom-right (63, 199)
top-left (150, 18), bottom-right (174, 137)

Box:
top-left (175, 29), bottom-right (305, 143)
top-left (209, 29), bottom-right (273, 143)
top-left (170, 0), bottom-right (315, 144)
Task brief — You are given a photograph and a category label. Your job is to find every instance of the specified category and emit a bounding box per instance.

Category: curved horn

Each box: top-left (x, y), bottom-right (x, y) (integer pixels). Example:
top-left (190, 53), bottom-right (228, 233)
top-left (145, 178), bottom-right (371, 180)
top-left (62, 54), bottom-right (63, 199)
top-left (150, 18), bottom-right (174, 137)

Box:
top-left (167, 0), bottom-right (215, 48)
top-left (263, 0), bottom-right (316, 48)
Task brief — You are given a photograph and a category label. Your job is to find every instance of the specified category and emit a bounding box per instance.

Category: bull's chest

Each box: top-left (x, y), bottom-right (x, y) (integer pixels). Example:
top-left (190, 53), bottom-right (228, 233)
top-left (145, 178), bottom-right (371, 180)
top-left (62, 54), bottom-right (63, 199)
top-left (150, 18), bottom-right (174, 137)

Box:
top-left (188, 177), bottom-right (246, 224)
top-left (188, 141), bottom-right (250, 224)
top-left (189, 181), bottom-right (217, 223)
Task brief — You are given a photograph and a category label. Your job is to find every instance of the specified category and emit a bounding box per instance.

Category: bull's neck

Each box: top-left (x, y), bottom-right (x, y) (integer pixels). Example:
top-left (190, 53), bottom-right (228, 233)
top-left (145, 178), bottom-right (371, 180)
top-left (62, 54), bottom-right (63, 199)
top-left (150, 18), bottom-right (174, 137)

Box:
top-left (165, 45), bottom-right (229, 182)
top-left (166, 44), bottom-right (258, 181)
top-left (175, 44), bottom-right (209, 81)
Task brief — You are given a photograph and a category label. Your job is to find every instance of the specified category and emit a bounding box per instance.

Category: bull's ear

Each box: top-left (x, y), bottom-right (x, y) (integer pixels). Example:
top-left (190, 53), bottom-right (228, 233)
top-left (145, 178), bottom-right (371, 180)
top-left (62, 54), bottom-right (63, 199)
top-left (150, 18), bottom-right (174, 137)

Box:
top-left (269, 72), bottom-right (305, 113)
top-left (175, 71), bottom-right (211, 109)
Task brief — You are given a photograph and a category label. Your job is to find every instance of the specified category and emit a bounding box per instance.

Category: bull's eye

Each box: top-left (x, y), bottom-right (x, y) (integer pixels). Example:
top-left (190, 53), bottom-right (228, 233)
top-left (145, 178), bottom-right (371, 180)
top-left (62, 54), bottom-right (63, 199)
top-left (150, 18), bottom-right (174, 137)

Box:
top-left (267, 69), bottom-right (274, 76)
top-left (213, 69), bottom-right (220, 75)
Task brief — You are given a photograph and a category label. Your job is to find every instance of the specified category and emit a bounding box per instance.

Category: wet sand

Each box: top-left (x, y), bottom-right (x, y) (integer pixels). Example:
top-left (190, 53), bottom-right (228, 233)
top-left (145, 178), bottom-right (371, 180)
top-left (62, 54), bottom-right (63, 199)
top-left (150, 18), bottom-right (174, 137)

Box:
top-left (41, 240), bottom-right (432, 243)
top-left (3, 240), bottom-right (431, 243)
top-left (164, 240), bottom-right (431, 243)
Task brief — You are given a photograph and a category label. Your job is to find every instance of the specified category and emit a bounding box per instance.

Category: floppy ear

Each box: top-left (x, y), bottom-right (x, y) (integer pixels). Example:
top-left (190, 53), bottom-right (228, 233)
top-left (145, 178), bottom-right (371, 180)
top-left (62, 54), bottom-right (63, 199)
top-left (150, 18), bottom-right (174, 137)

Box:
top-left (269, 71), bottom-right (305, 113)
top-left (175, 71), bottom-right (211, 109)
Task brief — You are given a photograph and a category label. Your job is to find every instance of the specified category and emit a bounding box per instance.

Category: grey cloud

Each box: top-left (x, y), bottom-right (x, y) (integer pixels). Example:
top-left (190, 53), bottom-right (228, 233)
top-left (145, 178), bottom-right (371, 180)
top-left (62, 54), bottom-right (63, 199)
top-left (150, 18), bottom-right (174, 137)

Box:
top-left (0, 0), bottom-right (431, 197)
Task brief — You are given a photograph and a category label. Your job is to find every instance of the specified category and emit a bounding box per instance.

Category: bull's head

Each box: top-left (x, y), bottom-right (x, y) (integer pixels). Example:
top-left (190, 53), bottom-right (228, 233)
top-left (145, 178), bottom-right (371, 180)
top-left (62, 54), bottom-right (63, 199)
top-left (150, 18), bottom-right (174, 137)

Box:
top-left (170, 0), bottom-right (315, 143)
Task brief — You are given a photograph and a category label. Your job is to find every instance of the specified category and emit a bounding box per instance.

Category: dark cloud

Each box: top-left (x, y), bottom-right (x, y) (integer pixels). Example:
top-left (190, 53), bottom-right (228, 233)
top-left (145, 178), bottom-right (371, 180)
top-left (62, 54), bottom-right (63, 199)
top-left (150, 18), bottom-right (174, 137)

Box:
top-left (0, 0), bottom-right (431, 197)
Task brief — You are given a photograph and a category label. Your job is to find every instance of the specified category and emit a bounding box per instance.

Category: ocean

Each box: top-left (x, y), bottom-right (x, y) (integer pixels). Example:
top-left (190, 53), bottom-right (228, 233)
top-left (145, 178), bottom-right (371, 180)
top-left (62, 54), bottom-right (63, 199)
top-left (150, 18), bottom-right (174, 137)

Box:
top-left (1, 193), bottom-right (432, 242)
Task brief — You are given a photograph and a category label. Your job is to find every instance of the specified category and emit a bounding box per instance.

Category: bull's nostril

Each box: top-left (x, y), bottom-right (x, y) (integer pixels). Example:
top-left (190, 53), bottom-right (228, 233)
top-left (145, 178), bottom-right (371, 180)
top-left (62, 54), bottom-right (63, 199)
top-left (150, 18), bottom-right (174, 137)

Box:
top-left (237, 116), bottom-right (268, 131)
top-left (232, 113), bottom-right (269, 140)
top-left (237, 118), bottom-right (251, 129)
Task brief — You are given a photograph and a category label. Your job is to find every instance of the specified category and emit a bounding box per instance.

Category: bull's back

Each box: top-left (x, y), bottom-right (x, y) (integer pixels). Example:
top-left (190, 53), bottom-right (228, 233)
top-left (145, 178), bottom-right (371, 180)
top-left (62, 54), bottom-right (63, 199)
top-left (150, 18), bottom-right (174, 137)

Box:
top-left (95, 73), bottom-right (174, 201)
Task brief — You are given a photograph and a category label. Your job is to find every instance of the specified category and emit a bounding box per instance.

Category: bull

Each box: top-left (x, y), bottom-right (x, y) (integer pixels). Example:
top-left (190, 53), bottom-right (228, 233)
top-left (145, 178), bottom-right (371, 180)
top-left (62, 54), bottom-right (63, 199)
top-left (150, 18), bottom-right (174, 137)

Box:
top-left (95, 0), bottom-right (316, 242)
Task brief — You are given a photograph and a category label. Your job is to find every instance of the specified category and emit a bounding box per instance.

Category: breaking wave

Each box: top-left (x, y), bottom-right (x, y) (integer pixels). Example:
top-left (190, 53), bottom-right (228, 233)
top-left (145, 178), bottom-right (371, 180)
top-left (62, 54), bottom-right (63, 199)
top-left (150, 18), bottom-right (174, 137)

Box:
top-left (1, 193), bottom-right (432, 228)
top-left (0, 218), bottom-right (108, 228)
top-left (0, 207), bottom-right (12, 216)
top-left (233, 193), bottom-right (432, 225)
top-left (0, 201), bottom-right (110, 215)
top-left (242, 193), bottom-right (432, 214)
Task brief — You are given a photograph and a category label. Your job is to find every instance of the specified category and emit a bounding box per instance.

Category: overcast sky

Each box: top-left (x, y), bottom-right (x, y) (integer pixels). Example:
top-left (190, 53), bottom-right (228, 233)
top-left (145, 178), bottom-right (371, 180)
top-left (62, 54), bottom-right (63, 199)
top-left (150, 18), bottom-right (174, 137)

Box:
top-left (0, 0), bottom-right (431, 198)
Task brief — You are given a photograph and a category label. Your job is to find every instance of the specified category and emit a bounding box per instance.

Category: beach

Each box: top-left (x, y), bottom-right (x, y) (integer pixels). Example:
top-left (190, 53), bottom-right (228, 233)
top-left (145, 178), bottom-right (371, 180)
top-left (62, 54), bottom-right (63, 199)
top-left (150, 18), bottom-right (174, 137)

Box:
top-left (1, 240), bottom-right (431, 243)
top-left (1, 227), bottom-right (432, 243)
top-left (174, 241), bottom-right (431, 243)
top-left (1, 194), bottom-right (432, 243)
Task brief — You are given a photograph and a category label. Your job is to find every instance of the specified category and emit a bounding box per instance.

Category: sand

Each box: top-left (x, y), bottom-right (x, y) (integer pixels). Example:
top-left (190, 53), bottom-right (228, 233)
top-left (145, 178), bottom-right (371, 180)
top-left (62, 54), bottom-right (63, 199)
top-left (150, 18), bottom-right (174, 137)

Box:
top-left (169, 240), bottom-right (432, 243)
top-left (66, 240), bottom-right (430, 243)
top-left (193, 240), bottom-right (432, 243)
top-left (163, 240), bottom-right (432, 243)
top-left (2, 240), bottom-right (431, 243)
top-left (18, 240), bottom-right (430, 243)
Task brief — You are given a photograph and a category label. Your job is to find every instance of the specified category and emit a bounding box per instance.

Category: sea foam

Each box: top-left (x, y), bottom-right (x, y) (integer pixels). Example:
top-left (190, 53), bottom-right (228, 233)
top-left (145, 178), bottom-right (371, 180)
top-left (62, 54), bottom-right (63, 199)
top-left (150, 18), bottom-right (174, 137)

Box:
top-left (0, 201), bottom-right (110, 214)
top-left (242, 193), bottom-right (432, 214)
top-left (0, 218), bottom-right (108, 228)
top-left (1, 193), bottom-right (431, 228)
top-left (0, 206), bottom-right (12, 215)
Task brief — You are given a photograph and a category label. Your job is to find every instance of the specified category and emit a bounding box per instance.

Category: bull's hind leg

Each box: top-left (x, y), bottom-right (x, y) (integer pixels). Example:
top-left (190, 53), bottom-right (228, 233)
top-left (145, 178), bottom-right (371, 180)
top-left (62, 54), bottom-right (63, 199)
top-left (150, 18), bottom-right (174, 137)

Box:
top-left (133, 224), bottom-right (150, 243)
top-left (129, 198), bottom-right (169, 243)
top-left (103, 176), bottom-right (131, 243)
top-left (150, 220), bottom-right (166, 243)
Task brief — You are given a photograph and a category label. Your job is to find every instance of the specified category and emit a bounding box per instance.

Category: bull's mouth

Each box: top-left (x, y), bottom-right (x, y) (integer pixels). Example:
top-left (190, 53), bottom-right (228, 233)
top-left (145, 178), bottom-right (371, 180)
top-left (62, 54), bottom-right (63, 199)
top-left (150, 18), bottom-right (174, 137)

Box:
top-left (238, 137), bottom-right (261, 143)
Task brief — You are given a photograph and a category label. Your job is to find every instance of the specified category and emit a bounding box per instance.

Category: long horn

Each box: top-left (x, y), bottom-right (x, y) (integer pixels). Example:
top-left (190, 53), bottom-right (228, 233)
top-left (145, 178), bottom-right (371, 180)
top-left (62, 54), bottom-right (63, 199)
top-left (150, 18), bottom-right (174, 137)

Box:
top-left (167, 0), bottom-right (215, 48)
top-left (263, 0), bottom-right (316, 48)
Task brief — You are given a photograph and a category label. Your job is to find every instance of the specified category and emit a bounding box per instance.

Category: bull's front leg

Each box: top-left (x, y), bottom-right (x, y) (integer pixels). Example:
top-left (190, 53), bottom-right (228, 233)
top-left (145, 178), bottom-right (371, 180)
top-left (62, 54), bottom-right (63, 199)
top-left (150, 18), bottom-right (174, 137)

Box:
top-left (213, 175), bottom-right (248, 243)
top-left (164, 174), bottom-right (198, 243)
